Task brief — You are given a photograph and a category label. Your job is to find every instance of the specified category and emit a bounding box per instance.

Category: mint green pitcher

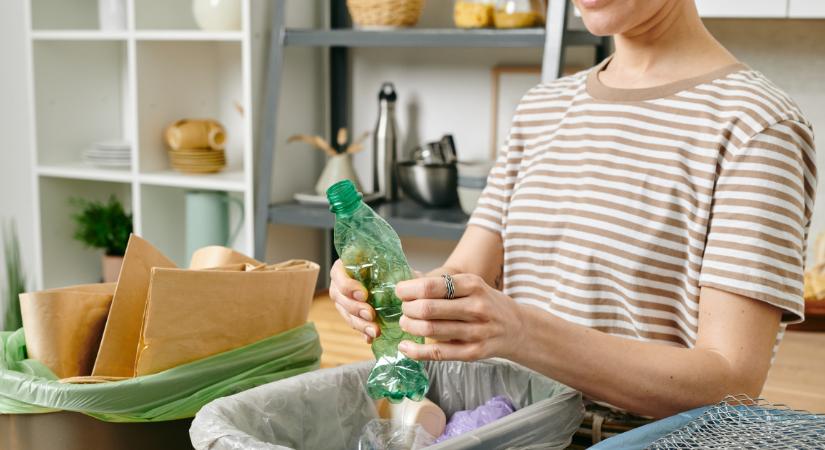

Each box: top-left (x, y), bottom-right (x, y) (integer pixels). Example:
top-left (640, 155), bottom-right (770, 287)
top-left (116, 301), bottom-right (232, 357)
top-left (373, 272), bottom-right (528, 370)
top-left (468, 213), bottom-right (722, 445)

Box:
top-left (185, 190), bottom-right (244, 260)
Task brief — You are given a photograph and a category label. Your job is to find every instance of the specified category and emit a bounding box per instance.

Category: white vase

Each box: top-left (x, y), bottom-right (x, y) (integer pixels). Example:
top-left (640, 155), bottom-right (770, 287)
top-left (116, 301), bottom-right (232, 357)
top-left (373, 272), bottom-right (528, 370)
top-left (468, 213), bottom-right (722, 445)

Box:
top-left (192, 0), bottom-right (242, 31)
top-left (315, 154), bottom-right (362, 196)
top-left (98, 0), bottom-right (127, 31)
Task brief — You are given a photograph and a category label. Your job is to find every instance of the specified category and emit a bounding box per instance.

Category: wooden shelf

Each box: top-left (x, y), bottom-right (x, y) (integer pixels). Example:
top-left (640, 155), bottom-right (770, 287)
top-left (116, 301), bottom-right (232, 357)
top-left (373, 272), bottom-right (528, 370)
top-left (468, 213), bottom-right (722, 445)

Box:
top-left (37, 162), bottom-right (132, 183)
top-left (139, 169), bottom-right (246, 192)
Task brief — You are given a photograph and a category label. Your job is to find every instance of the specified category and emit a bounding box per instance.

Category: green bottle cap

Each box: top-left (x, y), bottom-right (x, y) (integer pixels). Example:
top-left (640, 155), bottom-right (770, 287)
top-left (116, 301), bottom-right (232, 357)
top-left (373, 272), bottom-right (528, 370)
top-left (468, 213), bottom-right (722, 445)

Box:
top-left (326, 179), bottom-right (363, 214)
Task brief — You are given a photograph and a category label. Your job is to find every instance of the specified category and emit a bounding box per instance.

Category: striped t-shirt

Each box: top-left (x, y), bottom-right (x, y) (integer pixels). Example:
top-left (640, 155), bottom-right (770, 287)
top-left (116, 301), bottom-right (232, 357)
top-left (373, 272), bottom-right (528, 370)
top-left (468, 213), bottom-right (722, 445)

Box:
top-left (469, 58), bottom-right (816, 347)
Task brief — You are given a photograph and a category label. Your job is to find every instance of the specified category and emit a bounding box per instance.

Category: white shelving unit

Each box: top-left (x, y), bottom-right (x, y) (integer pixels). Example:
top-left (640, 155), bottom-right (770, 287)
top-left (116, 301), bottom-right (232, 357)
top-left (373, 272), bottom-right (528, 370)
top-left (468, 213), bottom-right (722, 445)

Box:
top-left (25, 0), bottom-right (267, 288)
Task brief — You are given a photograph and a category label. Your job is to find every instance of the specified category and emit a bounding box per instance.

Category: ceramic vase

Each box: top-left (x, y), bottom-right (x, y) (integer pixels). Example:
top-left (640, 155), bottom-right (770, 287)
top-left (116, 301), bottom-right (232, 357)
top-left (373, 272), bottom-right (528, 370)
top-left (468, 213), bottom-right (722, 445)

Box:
top-left (316, 153), bottom-right (362, 196)
top-left (192, 0), bottom-right (242, 31)
top-left (101, 254), bottom-right (123, 283)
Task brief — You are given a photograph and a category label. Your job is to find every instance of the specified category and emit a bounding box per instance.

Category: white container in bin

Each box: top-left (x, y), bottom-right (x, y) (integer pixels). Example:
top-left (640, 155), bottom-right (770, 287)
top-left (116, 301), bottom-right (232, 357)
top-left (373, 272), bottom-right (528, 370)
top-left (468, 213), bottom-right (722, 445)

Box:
top-left (190, 359), bottom-right (584, 450)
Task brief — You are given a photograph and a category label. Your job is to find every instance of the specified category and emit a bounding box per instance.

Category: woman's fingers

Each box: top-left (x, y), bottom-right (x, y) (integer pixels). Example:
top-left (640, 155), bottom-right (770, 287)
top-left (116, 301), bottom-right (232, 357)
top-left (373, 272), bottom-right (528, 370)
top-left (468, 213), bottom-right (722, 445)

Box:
top-left (398, 340), bottom-right (485, 362)
top-left (330, 284), bottom-right (375, 321)
top-left (395, 273), bottom-right (485, 301)
top-left (401, 298), bottom-right (490, 322)
top-left (330, 259), bottom-right (368, 302)
top-left (333, 302), bottom-right (379, 340)
top-left (399, 315), bottom-right (489, 341)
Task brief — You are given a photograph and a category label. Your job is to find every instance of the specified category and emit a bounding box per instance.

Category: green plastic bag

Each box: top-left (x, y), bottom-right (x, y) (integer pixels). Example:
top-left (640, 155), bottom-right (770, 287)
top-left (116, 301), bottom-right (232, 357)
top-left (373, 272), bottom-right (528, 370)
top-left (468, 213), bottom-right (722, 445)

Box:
top-left (0, 323), bottom-right (321, 422)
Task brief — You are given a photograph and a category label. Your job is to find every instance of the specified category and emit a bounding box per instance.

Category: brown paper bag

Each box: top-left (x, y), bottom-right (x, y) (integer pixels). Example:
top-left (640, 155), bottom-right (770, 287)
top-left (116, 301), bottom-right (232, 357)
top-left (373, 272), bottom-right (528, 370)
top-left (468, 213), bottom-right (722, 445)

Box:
top-left (92, 235), bottom-right (175, 377)
top-left (19, 283), bottom-right (115, 379)
top-left (134, 260), bottom-right (319, 376)
top-left (188, 246), bottom-right (259, 270)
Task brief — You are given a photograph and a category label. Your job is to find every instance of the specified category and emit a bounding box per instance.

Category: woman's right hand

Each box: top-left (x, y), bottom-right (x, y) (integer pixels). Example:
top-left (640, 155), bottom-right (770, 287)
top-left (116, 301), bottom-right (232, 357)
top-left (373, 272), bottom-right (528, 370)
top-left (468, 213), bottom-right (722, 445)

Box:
top-left (329, 259), bottom-right (379, 343)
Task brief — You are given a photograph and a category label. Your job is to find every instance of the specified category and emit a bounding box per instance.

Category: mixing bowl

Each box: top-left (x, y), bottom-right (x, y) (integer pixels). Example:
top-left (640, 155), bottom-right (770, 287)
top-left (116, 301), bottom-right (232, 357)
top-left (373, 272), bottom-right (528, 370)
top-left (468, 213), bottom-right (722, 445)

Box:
top-left (396, 161), bottom-right (458, 207)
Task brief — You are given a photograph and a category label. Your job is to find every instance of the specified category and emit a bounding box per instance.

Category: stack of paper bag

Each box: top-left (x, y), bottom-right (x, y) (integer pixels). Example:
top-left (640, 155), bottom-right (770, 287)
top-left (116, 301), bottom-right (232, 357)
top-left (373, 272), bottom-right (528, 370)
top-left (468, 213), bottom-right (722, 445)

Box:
top-left (19, 283), bottom-right (116, 378)
top-left (135, 259), bottom-right (318, 375)
top-left (91, 235), bottom-right (320, 378)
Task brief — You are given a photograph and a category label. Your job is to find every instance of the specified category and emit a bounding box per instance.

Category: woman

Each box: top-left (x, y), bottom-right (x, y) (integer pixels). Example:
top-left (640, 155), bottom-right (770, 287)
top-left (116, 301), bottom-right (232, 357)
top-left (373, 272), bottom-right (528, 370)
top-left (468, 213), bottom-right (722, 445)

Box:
top-left (331, 0), bottom-right (816, 419)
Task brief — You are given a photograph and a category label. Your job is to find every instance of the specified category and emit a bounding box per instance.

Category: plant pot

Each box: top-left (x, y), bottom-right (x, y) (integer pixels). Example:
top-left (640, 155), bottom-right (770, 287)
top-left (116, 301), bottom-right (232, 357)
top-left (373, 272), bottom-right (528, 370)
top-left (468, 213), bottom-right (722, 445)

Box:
top-left (101, 254), bottom-right (124, 283)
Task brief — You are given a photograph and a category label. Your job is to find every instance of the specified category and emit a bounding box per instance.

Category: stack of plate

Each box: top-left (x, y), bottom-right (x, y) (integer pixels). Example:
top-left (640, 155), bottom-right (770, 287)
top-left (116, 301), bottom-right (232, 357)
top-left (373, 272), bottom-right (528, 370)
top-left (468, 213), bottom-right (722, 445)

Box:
top-left (82, 140), bottom-right (131, 168)
top-left (168, 149), bottom-right (226, 174)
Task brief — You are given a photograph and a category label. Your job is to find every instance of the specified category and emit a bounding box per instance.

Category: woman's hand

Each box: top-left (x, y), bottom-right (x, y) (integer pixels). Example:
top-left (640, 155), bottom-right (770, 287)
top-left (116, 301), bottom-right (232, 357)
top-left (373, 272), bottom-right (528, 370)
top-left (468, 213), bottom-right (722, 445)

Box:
top-left (395, 273), bottom-right (526, 361)
top-left (329, 259), bottom-right (378, 343)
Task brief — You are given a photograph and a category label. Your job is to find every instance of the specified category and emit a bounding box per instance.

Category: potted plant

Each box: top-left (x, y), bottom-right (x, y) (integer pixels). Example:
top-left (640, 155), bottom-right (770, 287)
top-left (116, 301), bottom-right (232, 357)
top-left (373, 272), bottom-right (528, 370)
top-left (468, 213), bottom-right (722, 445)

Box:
top-left (2, 220), bottom-right (26, 331)
top-left (71, 195), bottom-right (132, 283)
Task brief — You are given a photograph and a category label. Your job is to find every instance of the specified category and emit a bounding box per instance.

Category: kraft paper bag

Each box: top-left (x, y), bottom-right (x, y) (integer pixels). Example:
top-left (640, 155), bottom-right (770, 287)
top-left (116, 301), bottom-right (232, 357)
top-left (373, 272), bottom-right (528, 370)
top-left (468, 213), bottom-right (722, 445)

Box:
top-left (93, 235), bottom-right (175, 377)
top-left (19, 283), bottom-right (116, 379)
top-left (134, 260), bottom-right (320, 376)
top-left (188, 246), bottom-right (259, 270)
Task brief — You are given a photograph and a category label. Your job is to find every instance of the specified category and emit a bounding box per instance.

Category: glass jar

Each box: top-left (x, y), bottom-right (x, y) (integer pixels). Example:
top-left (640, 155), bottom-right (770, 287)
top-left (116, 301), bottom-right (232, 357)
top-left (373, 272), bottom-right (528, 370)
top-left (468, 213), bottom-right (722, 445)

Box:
top-left (454, 0), bottom-right (495, 28)
top-left (493, 0), bottom-right (542, 28)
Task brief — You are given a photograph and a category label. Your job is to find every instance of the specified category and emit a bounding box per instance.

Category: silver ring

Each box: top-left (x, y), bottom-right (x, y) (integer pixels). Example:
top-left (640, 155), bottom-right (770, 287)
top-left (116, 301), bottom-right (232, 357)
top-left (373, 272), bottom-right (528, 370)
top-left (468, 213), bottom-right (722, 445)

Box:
top-left (442, 273), bottom-right (455, 300)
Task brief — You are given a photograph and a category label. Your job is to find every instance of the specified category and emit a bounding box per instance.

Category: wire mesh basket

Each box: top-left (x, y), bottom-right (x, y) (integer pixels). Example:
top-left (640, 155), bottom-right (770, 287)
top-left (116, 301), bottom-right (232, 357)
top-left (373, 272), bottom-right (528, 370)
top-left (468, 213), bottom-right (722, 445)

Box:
top-left (647, 395), bottom-right (825, 449)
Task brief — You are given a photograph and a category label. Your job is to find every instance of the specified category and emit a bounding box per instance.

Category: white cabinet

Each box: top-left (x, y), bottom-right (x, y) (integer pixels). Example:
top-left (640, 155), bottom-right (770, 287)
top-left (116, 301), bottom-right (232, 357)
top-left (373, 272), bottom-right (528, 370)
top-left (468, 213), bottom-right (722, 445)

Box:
top-left (25, 0), bottom-right (269, 286)
top-left (788, 0), bottom-right (825, 18)
top-left (695, 0), bottom-right (788, 18)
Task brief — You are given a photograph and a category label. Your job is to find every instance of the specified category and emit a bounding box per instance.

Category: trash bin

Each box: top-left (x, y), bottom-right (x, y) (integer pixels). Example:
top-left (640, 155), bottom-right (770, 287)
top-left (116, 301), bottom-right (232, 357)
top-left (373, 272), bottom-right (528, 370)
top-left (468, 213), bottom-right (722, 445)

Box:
top-left (190, 359), bottom-right (584, 450)
top-left (0, 323), bottom-right (321, 450)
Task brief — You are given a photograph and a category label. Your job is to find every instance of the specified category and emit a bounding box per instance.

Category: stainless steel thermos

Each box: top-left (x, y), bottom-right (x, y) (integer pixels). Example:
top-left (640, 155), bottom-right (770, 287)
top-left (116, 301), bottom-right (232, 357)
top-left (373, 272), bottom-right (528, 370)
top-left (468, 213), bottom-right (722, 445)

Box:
top-left (373, 82), bottom-right (399, 201)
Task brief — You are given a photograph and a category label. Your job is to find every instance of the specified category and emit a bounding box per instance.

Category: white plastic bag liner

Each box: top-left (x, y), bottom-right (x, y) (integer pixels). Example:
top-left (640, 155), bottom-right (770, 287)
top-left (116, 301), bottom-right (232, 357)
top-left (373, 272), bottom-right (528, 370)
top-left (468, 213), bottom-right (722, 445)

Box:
top-left (190, 359), bottom-right (583, 450)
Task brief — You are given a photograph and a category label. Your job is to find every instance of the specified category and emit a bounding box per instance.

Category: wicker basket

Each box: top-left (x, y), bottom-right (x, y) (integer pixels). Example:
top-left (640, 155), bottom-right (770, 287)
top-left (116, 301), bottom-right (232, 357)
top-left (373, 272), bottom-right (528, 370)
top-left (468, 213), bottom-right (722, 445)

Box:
top-left (346, 0), bottom-right (426, 28)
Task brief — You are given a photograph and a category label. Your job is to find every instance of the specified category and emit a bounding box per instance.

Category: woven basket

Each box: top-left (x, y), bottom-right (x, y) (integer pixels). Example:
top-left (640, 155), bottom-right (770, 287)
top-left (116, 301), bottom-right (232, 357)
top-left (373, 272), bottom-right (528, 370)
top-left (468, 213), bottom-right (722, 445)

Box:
top-left (346, 0), bottom-right (426, 28)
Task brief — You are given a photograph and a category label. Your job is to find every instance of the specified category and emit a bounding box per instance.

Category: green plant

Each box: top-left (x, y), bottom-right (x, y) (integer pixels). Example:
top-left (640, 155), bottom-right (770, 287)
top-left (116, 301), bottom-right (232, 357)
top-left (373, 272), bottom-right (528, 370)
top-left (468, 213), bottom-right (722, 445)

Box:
top-left (71, 195), bottom-right (132, 256)
top-left (2, 220), bottom-right (26, 331)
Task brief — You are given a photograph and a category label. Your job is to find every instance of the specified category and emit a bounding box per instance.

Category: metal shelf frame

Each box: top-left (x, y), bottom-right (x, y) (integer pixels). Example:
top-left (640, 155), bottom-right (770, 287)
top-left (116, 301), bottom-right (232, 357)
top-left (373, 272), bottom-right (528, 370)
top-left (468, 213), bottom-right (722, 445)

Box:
top-left (254, 0), bottom-right (610, 260)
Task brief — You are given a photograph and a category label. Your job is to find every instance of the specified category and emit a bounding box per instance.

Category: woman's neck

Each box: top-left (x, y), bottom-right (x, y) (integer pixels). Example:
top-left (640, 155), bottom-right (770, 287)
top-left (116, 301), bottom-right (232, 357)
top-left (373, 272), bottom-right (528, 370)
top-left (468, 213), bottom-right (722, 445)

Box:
top-left (600, 0), bottom-right (738, 89)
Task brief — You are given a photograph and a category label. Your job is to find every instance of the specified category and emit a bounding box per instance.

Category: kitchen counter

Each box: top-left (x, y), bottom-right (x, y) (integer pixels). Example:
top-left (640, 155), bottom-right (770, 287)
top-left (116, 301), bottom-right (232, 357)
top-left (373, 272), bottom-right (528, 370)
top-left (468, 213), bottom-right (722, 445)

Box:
top-left (308, 293), bottom-right (825, 413)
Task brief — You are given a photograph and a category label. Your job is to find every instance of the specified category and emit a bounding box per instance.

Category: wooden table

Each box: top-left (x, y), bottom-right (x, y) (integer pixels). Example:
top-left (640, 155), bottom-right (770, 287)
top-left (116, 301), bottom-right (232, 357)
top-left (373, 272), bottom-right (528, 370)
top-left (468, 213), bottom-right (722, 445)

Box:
top-left (308, 293), bottom-right (825, 413)
top-left (763, 331), bottom-right (825, 413)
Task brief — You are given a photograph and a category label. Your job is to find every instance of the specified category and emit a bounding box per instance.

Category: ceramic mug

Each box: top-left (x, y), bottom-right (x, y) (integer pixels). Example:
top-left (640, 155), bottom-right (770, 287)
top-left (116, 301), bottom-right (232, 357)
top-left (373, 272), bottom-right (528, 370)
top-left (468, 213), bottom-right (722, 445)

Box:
top-left (185, 191), bottom-right (244, 260)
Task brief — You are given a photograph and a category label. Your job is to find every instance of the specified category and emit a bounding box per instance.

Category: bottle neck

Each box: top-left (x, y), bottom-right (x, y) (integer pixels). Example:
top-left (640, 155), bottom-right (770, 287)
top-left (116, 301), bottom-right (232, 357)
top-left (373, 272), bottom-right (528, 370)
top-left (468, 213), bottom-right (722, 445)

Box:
top-left (327, 179), bottom-right (364, 216)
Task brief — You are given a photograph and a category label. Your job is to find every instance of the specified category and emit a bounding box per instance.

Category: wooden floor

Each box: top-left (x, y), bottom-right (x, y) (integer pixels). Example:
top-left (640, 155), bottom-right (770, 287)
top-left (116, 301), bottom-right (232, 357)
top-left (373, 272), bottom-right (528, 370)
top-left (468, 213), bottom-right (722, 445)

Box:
top-left (308, 293), bottom-right (825, 412)
top-left (308, 292), bottom-right (373, 368)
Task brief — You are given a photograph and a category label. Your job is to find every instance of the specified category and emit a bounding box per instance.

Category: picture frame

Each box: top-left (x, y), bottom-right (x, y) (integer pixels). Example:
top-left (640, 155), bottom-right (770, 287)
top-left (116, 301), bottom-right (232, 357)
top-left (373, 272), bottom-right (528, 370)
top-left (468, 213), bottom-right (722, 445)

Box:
top-left (490, 65), bottom-right (543, 159)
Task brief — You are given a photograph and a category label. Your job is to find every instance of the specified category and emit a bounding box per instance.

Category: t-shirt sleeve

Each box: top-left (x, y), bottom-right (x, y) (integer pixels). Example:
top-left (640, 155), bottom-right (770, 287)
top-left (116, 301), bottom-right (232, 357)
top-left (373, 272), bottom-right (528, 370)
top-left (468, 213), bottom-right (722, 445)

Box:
top-left (699, 120), bottom-right (816, 322)
top-left (467, 92), bottom-right (531, 235)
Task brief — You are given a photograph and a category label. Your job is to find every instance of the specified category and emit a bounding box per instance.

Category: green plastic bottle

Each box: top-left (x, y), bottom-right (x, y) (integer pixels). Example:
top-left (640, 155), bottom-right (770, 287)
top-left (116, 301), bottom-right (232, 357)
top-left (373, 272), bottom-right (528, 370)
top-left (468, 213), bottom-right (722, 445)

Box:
top-left (327, 179), bottom-right (429, 403)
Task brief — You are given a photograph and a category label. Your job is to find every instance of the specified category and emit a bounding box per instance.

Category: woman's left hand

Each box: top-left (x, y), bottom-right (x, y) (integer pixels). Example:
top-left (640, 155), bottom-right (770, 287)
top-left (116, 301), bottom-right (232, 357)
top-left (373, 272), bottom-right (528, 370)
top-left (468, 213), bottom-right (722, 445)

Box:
top-left (395, 273), bottom-right (526, 361)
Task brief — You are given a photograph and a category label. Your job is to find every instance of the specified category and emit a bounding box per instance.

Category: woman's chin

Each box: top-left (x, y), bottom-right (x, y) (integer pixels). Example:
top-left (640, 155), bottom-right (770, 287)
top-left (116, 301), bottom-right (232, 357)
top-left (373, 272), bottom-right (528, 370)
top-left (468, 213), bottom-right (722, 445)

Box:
top-left (579, 16), bottom-right (622, 37)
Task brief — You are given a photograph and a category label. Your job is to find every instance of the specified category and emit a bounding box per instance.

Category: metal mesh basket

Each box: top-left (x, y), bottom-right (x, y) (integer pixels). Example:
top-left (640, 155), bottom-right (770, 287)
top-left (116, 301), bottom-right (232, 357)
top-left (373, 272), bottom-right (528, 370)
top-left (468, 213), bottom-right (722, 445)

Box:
top-left (647, 395), bottom-right (825, 449)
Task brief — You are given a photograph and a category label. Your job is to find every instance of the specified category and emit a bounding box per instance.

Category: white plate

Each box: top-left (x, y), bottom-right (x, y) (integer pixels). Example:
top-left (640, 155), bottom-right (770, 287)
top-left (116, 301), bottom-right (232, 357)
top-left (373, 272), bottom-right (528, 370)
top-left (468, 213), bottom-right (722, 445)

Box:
top-left (293, 192), bottom-right (329, 206)
top-left (94, 140), bottom-right (131, 151)
top-left (293, 191), bottom-right (382, 206)
top-left (82, 158), bottom-right (131, 168)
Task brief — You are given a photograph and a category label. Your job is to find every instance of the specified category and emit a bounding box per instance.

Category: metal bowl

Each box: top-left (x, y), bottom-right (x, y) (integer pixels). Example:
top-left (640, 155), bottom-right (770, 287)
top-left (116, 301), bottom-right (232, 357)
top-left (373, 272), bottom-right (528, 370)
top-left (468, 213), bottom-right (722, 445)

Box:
top-left (396, 160), bottom-right (458, 207)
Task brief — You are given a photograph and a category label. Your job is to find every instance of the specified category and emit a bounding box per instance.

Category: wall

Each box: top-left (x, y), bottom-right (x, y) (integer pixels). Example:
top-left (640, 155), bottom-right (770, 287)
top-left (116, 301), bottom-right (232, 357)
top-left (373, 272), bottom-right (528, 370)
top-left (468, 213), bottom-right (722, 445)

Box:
top-left (0, 1), bottom-right (36, 324)
top-left (348, 3), bottom-right (825, 270)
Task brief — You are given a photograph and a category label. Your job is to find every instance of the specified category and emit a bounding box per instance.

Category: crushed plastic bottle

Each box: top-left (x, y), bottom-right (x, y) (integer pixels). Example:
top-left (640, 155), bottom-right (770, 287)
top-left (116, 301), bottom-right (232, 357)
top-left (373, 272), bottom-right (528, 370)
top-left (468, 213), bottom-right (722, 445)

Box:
top-left (327, 179), bottom-right (429, 403)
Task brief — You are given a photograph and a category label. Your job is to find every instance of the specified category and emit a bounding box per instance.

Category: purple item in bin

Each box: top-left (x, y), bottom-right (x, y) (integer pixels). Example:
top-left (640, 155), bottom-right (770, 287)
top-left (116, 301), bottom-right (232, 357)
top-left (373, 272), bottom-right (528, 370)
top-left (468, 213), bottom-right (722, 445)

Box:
top-left (435, 396), bottom-right (516, 443)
